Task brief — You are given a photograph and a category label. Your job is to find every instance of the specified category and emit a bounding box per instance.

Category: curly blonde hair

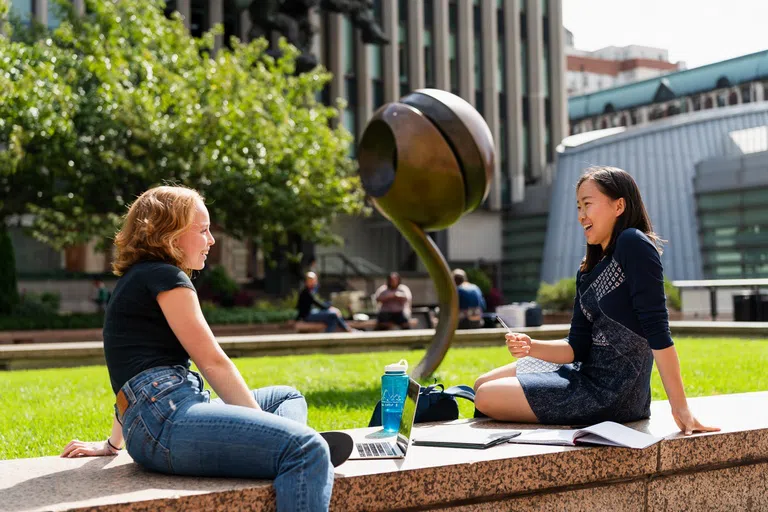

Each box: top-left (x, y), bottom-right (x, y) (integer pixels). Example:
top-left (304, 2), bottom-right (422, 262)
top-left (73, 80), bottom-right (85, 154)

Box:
top-left (112, 186), bottom-right (204, 276)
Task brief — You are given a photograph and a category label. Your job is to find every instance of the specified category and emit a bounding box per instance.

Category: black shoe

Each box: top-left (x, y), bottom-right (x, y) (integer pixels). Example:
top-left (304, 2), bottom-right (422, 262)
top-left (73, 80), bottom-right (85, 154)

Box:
top-left (319, 431), bottom-right (354, 468)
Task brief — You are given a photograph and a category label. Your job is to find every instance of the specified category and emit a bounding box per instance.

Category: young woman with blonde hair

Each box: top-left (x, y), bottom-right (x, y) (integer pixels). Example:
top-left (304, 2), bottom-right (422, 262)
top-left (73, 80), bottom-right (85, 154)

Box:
top-left (62, 185), bottom-right (350, 511)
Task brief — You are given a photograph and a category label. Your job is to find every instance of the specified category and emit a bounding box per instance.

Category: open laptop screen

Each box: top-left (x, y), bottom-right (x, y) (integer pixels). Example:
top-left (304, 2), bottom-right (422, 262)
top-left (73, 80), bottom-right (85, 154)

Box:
top-left (396, 378), bottom-right (421, 455)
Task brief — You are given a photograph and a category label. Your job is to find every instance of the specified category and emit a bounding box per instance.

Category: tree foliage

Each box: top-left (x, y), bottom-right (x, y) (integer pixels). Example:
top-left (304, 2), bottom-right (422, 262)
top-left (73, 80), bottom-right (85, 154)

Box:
top-left (2, 0), bottom-right (364, 253)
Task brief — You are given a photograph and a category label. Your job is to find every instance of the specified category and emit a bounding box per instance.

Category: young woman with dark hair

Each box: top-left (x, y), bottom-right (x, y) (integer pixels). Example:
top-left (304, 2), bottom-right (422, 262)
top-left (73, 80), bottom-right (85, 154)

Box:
top-left (474, 167), bottom-right (719, 435)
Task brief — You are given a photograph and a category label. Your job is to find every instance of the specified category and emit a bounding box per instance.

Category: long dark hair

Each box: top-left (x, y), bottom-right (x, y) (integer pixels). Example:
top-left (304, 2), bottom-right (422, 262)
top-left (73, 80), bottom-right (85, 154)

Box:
top-left (577, 166), bottom-right (664, 273)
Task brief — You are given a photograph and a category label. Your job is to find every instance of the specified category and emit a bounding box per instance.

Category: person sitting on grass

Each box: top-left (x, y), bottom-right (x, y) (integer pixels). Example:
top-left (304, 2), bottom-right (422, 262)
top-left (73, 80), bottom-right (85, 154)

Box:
top-left (296, 271), bottom-right (357, 333)
top-left (473, 167), bottom-right (720, 436)
top-left (374, 272), bottom-right (413, 330)
top-left (61, 185), bottom-right (352, 512)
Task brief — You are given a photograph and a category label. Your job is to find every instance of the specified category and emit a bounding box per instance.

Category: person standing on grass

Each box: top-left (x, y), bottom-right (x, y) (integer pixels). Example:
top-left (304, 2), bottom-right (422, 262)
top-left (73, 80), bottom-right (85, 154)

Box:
top-left (61, 185), bottom-right (351, 512)
top-left (473, 167), bottom-right (720, 436)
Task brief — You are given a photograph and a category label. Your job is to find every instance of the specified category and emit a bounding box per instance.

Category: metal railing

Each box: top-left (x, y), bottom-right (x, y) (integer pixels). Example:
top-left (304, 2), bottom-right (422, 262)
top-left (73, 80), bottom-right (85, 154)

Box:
top-left (316, 252), bottom-right (383, 295)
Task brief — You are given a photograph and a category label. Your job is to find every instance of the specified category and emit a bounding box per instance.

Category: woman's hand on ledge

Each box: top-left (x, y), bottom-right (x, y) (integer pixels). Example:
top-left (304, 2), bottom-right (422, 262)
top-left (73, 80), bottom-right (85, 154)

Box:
top-left (671, 407), bottom-right (721, 436)
top-left (60, 439), bottom-right (115, 458)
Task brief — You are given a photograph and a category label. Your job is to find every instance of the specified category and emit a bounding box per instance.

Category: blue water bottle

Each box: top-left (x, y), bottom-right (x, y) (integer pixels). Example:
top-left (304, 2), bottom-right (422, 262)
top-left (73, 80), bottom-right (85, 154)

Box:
top-left (381, 359), bottom-right (409, 432)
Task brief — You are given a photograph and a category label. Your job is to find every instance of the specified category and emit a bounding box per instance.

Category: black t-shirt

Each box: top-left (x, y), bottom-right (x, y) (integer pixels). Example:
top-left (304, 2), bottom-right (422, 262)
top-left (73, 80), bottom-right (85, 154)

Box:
top-left (103, 261), bottom-right (196, 394)
top-left (295, 286), bottom-right (328, 320)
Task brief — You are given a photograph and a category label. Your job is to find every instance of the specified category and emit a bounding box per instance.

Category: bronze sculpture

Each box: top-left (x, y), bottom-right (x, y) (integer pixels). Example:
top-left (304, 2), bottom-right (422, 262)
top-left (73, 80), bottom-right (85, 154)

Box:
top-left (240, 0), bottom-right (389, 73)
top-left (357, 89), bottom-right (495, 378)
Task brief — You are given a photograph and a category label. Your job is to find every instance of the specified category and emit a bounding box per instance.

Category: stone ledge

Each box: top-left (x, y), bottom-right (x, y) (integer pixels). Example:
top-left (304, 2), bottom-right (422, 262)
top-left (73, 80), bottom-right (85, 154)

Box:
top-left (0, 323), bottom-right (299, 345)
top-left (3, 322), bottom-right (767, 370)
top-left (0, 327), bottom-right (570, 370)
top-left (2, 392), bottom-right (767, 511)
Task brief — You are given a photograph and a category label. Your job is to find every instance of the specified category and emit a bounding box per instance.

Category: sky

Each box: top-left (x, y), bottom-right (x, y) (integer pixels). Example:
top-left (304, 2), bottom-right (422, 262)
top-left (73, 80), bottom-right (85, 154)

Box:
top-left (562, 0), bottom-right (768, 70)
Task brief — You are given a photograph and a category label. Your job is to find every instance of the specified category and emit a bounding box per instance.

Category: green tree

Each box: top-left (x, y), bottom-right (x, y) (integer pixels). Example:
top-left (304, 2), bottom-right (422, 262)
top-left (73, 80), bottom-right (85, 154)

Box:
top-left (9, 0), bottom-right (363, 254)
top-left (0, 1), bottom-right (77, 311)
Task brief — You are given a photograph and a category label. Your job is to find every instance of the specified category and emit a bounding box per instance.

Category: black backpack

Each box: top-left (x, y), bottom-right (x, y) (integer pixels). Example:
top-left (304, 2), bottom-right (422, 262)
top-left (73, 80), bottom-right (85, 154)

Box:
top-left (368, 383), bottom-right (476, 427)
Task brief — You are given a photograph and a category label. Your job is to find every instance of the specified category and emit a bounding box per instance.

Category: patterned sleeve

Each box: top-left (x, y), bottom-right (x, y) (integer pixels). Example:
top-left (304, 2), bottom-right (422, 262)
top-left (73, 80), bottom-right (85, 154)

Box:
top-left (614, 229), bottom-right (674, 350)
top-left (567, 270), bottom-right (593, 362)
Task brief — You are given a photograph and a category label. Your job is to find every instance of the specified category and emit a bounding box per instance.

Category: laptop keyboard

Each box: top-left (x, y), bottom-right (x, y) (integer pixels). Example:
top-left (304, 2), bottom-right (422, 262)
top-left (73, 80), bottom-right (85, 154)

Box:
top-left (356, 441), bottom-right (397, 457)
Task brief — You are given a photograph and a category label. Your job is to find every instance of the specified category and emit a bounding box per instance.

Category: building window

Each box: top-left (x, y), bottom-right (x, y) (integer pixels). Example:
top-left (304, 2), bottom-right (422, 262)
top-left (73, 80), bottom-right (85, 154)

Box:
top-left (649, 106), bottom-right (664, 120)
top-left (741, 84), bottom-right (752, 103)
top-left (496, 8), bottom-right (507, 92)
top-left (342, 17), bottom-right (358, 152)
top-left (190, 0), bottom-right (209, 38)
top-left (543, 45), bottom-right (550, 98)
top-left (698, 188), bottom-right (768, 279)
top-left (728, 91), bottom-right (739, 105)
top-left (223, 0), bottom-right (241, 49)
top-left (449, 0), bottom-right (459, 94)
top-left (10, 0), bottom-right (31, 22)
top-left (343, 109), bottom-right (356, 152)
top-left (45, 0), bottom-right (62, 28)
top-left (164, 1), bottom-right (177, 20)
top-left (545, 98), bottom-right (553, 162)
top-left (704, 96), bottom-right (713, 109)
top-left (692, 96), bottom-right (701, 111)
top-left (521, 41), bottom-right (528, 96)
top-left (370, 0), bottom-right (385, 109)
top-left (424, 0), bottom-right (436, 88)
top-left (497, 0), bottom-right (508, 196)
top-left (499, 114), bottom-right (509, 207)
top-left (473, 0), bottom-right (483, 111)
top-left (343, 18), bottom-right (354, 75)
top-left (717, 93), bottom-right (727, 107)
top-left (398, 0), bottom-right (409, 96)
top-left (667, 102), bottom-right (680, 117)
top-left (522, 124), bottom-right (530, 179)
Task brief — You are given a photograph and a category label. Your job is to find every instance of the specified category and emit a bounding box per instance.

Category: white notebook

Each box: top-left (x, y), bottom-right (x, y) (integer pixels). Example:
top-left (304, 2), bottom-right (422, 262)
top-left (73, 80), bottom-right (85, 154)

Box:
top-left (510, 421), bottom-right (662, 450)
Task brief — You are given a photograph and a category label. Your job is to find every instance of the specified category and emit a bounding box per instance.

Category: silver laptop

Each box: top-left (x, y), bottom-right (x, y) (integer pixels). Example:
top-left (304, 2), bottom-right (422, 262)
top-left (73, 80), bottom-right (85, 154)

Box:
top-left (350, 378), bottom-right (420, 459)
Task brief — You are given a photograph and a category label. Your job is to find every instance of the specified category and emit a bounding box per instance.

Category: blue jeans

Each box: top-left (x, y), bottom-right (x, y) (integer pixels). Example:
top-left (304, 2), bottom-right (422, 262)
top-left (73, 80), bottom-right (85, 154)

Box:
top-left (305, 309), bottom-right (351, 332)
top-left (117, 366), bottom-right (333, 512)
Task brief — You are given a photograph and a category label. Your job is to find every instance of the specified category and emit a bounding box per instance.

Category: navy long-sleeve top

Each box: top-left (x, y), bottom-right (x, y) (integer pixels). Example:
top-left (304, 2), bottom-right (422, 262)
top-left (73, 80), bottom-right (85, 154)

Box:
top-left (568, 228), bottom-right (674, 363)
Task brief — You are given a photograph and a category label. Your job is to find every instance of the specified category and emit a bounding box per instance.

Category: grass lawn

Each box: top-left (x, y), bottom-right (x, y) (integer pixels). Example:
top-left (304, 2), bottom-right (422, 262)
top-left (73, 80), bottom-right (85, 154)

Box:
top-left (2, 336), bottom-right (767, 460)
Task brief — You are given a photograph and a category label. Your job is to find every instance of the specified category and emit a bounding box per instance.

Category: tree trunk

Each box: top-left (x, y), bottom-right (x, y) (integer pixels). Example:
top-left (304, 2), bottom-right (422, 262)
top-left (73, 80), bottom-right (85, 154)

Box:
top-left (0, 223), bottom-right (20, 314)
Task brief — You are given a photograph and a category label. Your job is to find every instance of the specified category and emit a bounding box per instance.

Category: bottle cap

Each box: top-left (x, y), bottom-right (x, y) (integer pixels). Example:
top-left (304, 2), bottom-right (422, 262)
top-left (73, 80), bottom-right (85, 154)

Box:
top-left (385, 359), bottom-right (408, 373)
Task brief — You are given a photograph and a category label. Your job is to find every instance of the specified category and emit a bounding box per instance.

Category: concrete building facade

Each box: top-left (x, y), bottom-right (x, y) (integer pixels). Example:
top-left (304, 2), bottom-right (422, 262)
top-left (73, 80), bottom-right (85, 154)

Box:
top-left (306, 0), bottom-right (568, 302)
top-left (569, 50), bottom-right (768, 136)
top-left (544, 102), bottom-right (768, 289)
top-left (7, 0), bottom-right (568, 303)
top-left (564, 32), bottom-right (684, 97)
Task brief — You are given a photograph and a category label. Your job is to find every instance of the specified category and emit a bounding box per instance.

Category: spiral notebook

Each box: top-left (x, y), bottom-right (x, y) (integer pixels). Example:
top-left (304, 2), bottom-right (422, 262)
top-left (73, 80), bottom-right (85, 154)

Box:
top-left (510, 421), bottom-right (662, 450)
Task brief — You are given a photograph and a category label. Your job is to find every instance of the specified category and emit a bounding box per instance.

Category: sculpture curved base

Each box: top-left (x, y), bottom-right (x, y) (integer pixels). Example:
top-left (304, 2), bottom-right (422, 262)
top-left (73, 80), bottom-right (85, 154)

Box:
top-left (389, 216), bottom-right (458, 379)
